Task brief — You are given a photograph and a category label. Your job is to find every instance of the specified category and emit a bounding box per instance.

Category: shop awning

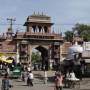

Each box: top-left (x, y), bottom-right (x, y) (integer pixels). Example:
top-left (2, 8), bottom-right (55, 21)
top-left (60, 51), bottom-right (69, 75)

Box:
top-left (0, 56), bottom-right (13, 63)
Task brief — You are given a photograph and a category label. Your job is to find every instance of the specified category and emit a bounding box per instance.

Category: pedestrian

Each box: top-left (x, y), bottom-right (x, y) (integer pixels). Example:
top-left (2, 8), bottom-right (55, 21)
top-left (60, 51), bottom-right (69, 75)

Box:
top-left (27, 66), bottom-right (31, 72)
top-left (54, 73), bottom-right (64, 90)
top-left (27, 71), bottom-right (34, 86)
top-left (21, 70), bottom-right (26, 82)
top-left (1, 73), bottom-right (11, 90)
top-left (6, 66), bottom-right (10, 75)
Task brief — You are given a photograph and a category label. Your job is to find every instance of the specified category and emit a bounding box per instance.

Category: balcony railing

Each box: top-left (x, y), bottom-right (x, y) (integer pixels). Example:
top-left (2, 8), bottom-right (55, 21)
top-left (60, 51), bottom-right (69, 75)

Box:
top-left (16, 32), bottom-right (63, 40)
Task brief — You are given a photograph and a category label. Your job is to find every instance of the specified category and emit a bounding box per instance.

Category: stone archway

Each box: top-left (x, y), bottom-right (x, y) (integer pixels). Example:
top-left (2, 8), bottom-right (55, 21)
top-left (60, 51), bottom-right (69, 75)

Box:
top-left (32, 45), bottom-right (49, 70)
top-left (35, 46), bottom-right (48, 70)
top-left (16, 14), bottom-right (63, 71)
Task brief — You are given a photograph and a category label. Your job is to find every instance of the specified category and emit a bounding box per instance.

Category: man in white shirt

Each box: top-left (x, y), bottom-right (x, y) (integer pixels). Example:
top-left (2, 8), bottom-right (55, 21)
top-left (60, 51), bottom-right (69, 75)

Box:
top-left (27, 66), bottom-right (31, 72)
top-left (27, 71), bottom-right (34, 86)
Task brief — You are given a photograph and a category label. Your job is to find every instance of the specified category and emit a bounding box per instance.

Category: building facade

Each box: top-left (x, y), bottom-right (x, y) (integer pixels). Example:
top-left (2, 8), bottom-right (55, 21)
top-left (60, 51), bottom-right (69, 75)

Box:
top-left (0, 13), bottom-right (71, 70)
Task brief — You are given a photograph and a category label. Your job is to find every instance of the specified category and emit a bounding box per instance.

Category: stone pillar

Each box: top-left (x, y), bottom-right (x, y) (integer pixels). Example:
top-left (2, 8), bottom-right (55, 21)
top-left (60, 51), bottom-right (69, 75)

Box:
top-left (16, 43), bottom-right (20, 63)
top-left (28, 26), bottom-right (32, 33)
top-left (44, 71), bottom-right (48, 84)
top-left (48, 26), bottom-right (51, 33)
top-left (48, 46), bottom-right (53, 70)
top-left (60, 45), bottom-right (63, 62)
top-left (42, 27), bottom-right (44, 33)
top-left (28, 44), bottom-right (32, 65)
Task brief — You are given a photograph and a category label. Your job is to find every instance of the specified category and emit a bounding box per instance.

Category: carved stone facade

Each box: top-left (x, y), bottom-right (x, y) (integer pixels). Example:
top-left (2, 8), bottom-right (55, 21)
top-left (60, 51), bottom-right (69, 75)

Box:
top-left (0, 13), bottom-right (71, 70)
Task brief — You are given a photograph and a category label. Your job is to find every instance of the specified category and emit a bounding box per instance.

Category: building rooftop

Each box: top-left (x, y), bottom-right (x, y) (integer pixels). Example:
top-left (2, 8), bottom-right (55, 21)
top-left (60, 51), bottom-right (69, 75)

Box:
top-left (24, 13), bottom-right (53, 26)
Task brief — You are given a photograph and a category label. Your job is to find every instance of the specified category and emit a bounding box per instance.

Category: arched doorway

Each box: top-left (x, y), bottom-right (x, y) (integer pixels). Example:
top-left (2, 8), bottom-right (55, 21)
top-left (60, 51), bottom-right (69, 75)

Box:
top-left (33, 45), bottom-right (49, 70)
top-left (16, 14), bottom-right (63, 71)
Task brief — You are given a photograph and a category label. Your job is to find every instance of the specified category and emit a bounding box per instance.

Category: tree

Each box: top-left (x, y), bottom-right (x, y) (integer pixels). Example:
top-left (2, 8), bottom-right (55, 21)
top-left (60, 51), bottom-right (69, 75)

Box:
top-left (73, 23), bottom-right (90, 41)
top-left (31, 51), bottom-right (41, 64)
top-left (64, 23), bottom-right (90, 42)
top-left (64, 30), bottom-right (73, 42)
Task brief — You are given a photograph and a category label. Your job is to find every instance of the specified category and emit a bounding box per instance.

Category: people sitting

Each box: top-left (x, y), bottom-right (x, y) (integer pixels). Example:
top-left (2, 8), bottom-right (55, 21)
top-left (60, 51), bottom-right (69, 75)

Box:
top-left (66, 71), bottom-right (79, 81)
top-left (65, 71), bottom-right (80, 88)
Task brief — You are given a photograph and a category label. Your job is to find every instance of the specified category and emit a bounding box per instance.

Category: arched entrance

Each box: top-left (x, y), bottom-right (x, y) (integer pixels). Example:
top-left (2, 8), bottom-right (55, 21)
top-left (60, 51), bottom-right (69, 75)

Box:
top-left (15, 14), bottom-right (63, 71)
top-left (35, 46), bottom-right (48, 70)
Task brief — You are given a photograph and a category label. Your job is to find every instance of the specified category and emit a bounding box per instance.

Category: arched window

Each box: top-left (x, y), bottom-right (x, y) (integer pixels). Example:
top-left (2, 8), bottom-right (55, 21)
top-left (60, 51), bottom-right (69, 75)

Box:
top-left (38, 26), bottom-right (42, 32)
top-left (32, 25), bottom-right (36, 33)
top-left (44, 26), bottom-right (48, 33)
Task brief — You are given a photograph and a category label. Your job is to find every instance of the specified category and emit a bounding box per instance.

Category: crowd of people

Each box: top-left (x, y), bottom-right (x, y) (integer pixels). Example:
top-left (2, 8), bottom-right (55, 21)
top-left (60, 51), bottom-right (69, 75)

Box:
top-left (0, 58), bottom-right (84, 90)
top-left (0, 61), bottom-right (35, 90)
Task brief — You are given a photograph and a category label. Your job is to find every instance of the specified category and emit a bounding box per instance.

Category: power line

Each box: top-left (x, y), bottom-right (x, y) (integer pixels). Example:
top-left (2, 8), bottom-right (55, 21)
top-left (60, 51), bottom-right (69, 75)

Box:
top-left (7, 18), bottom-right (16, 30)
top-left (0, 23), bottom-right (23, 26)
top-left (0, 23), bottom-right (76, 25)
top-left (0, 23), bottom-right (90, 26)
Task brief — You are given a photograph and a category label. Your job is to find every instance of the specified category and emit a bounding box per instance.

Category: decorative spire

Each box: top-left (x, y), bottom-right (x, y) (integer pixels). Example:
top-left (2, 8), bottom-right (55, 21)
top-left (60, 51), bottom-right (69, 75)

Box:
top-left (33, 11), bottom-right (35, 15)
top-left (38, 12), bottom-right (40, 15)
top-left (42, 12), bottom-right (44, 16)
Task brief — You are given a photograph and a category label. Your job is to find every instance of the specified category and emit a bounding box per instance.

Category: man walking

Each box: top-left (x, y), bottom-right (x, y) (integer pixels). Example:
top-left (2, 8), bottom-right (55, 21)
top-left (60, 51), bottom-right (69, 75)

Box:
top-left (27, 71), bottom-right (34, 86)
top-left (1, 73), bottom-right (11, 90)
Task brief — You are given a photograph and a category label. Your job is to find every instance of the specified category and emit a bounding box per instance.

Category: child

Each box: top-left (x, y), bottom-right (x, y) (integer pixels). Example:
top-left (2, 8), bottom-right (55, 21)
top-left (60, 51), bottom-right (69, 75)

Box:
top-left (55, 73), bottom-right (64, 90)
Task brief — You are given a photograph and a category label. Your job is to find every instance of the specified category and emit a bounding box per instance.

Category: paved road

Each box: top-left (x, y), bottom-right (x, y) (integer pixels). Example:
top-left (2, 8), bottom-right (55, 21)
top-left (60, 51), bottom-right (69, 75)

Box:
top-left (0, 71), bottom-right (90, 90)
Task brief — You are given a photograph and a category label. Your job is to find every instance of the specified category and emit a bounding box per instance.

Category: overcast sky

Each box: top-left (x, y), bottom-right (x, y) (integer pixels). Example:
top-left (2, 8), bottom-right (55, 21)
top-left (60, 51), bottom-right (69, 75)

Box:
top-left (0, 0), bottom-right (90, 34)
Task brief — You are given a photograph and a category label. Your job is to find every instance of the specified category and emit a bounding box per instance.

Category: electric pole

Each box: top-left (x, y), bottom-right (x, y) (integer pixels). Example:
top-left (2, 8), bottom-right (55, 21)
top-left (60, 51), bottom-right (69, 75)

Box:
top-left (7, 18), bottom-right (16, 31)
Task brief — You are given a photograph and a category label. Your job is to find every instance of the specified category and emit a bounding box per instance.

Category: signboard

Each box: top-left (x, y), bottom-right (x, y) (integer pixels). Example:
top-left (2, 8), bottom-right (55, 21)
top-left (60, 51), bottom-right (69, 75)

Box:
top-left (83, 42), bottom-right (90, 51)
top-left (82, 42), bottom-right (90, 58)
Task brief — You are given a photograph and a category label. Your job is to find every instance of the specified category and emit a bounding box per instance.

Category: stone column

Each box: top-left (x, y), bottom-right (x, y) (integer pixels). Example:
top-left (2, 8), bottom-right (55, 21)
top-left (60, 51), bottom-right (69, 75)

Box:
top-left (48, 26), bottom-right (51, 33)
top-left (42, 27), bottom-right (44, 34)
top-left (28, 44), bottom-right (32, 65)
top-left (60, 45), bottom-right (63, 62)
top-left (48, 46), bottom-right (52, 70)
top-left (28, 26), bottom-right (32, 33)
top-left (16, 43), bottom-right (20, 63)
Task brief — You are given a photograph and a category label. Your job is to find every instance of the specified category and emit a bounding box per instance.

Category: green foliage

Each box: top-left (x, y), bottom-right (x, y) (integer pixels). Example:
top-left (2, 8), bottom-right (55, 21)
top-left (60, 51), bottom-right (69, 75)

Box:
top-left (73, 23), bottom-right (90, 41)
top-left (31, 51), bottom-right (41, 63)
top-left (64, 30), bottom-right (73, 42)
top-left (64, 23), bottom-right (90, 41)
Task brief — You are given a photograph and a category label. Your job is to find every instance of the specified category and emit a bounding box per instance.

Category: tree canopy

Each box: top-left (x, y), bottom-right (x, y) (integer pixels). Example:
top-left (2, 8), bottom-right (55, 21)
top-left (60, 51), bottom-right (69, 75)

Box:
top-left (64, 30), bottom-right (73, 42)
top-left (64, 23), bottom-right (90, 42)
top-left (31, 51), bottom-right (41, 64)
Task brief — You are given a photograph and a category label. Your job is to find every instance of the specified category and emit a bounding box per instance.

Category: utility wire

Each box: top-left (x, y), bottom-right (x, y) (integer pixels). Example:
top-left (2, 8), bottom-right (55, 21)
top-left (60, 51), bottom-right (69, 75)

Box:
top-left (0, 23), bottom-right (89, 26)
top-left (0, 23), bottom-right (80, 26)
